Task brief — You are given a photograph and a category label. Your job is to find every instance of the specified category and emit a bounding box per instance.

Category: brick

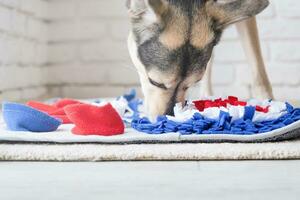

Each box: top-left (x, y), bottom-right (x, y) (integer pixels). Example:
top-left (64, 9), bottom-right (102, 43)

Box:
top-left (47, 43), bottom-right (78, 64)
top-left (35, 43), bottom-right (48, 65)
top-left (108, 19), bottom-right (130, 41)
top-left (215, 40), bottom-right (270, 63)
top-left (46, 86), bottom-right (62, 98)
top-left (235, 64), bottom-right (253, 85)
top-left (20, 0), bottom-right (39, 15)
top-left (48, 20), bottom-right (80, 42)
top-left (35, 0), bottom-right (49, 20)
top-left (211, 63), bottom-right (235, 85)
top-left (273, 0), bottom-right (300, 18)
top-left (21, 86), bottom-right (47, 100)
top-left (47, 0), bottom-right (77, 20)
top-left (45, 63), bottom-right (109, 85)
top-left (0, 66), bottom-right (43, 90)
top-left (232, 61), bottom-right (300, 87)
top-left (48, 19), bottom-right (107, 42)
top-left (20, 39), bottom-right (36, 65)
top-left (273, 86), bottom-right (300, 102)
top-left (26, 18), bottom-right (45, 40)
top-left (21, 67), bottom-right (44, 87)
top-left (0, 89), bottom-right (22, 102)
top-left (61, 85), bottom-right (132, 99)
top-left (270, 41), bottom-right (300, 62)
top-left (79, 39), bottom-right (131, 62)
top-left (0, 34), bottom-right (5, 63)
top-left (11, 11), bottom-right (26, 36)
top-left (221, 26), bottom-right (239, 41)
top-left (79, 19), bottom-right (107, 40)
top-left (214, 41), bottom-right (246, 63)
top-left (213, 85), bottom-right (251, 100)
top-left (0, 0), bottom-right (20, 9)
top-left (257, 19), bottom-right (300, 39)
top-left (78, 0), bottom-right (127, 18)
top-left (0, 5), bottom-right (12, 32)
top-left (37, 22), bottom-right (48, 42)
top-left (266, 63), bottom-right (300, 86)
top-left (2, 36), bottom-right (22, 65)
top-left (107, 63), bottom-right (140, 85)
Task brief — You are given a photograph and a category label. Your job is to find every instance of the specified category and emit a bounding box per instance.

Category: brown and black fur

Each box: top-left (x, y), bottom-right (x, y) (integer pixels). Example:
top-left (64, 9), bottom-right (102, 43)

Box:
top-left (127, 0), bottom-right (269, 120)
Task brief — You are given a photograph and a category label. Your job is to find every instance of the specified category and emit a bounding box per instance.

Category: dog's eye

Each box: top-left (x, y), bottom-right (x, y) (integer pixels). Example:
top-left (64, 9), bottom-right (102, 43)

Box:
top-left (149, 78), bottom-right (168, 90)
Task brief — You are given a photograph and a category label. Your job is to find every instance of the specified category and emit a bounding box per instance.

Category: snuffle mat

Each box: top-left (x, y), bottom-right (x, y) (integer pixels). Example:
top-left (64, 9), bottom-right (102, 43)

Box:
top-left (1, 90), bottom-right (300, 143)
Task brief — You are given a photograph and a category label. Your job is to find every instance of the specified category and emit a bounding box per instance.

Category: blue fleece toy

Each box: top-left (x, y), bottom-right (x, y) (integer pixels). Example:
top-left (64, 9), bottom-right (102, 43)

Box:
top-left (2, 102), bottom-right (62, 132)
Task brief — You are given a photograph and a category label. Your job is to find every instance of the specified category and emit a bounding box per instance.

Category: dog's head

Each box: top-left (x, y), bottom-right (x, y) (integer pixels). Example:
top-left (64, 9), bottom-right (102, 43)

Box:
top-left (127, 0), bottom-right (269, 120)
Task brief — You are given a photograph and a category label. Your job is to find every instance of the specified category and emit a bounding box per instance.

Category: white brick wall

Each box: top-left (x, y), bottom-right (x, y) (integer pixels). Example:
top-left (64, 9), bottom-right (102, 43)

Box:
top-left (211, 0), bottom-right (300, 101)
top-left (0, 0), bottom-right (300, 102)
top-left (45, 0), bottom-right (137, 98)
top-left (0, 0), bottom-right (48, 101)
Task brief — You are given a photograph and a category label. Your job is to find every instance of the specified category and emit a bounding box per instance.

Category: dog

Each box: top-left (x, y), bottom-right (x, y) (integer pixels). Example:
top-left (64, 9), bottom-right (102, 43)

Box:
top-left (126, 0), bottom-right (274, 121)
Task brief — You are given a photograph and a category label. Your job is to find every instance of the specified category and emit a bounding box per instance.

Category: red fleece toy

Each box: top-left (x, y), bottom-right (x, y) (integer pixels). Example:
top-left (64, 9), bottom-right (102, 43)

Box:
top-left (64, 103), bottom-right (125, 136)
top-left (27, 99), bottom-right (82, 124)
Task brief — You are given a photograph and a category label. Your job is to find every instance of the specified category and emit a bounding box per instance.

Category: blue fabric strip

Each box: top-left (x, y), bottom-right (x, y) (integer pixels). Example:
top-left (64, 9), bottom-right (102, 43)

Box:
top-left (243, 106), bottom-right (255, 121)
top-left (131, 103), bottom-right (300, 135)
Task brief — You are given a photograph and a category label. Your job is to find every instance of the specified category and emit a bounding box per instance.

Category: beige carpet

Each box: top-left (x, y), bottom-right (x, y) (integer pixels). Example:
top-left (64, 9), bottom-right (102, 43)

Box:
top-left (1, 139), bottom-right (300, 161)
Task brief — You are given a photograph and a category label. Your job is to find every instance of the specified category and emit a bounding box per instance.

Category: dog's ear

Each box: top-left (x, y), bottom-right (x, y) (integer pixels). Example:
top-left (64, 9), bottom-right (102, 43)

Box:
top-left (127, 0), bottom-right (168, 19)
top-left (206, 0), bottom-right (269, 28)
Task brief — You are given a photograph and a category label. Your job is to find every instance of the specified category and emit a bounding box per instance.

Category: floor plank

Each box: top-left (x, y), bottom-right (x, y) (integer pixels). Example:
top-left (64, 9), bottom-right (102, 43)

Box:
top-left (0, 161), bottom-right (299, 200)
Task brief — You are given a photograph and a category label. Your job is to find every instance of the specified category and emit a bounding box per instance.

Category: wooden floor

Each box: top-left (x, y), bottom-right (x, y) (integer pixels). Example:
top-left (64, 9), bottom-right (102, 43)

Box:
top-left (0, 161), bottom-right (299, 200)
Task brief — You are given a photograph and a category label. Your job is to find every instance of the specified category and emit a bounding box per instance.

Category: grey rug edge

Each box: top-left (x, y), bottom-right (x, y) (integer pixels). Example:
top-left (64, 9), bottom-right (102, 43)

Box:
top-left (1, 140), bottom-right (300, 161)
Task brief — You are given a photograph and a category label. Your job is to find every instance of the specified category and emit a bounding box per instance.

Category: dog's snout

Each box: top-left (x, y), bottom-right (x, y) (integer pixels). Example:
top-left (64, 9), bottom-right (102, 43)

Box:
top-left (164, 101), bottom-right (175, 116)
top-left (164, 86), bottom-right (178, 116)
top-left (145, 84), bottom-right (187, 120)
